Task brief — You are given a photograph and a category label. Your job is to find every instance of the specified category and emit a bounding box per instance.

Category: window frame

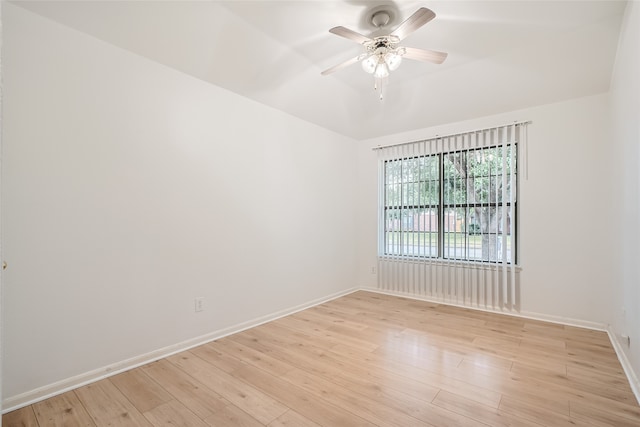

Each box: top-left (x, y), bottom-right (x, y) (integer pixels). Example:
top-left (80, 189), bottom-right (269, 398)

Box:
top-left (380, 144), bottom-right (518, 265)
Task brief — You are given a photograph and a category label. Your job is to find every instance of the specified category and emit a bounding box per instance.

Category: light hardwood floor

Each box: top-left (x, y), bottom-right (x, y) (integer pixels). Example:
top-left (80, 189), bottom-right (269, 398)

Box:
top-left (3, 291), bottom-right (640, 426)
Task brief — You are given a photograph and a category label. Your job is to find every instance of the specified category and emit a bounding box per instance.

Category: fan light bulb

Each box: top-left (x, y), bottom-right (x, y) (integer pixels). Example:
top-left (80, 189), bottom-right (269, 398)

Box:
top-left (385, 52), bottom-right (402, 71)
top-left (374, 62), bottom-right (389, 79)
top-left (361, 56), bottom-right (377, 74)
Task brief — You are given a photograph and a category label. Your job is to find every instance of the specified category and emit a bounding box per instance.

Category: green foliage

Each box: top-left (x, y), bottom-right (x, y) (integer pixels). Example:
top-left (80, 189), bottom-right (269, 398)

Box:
top-left (443, 146), bottom-right (515, 205)
top-left (384, 146), bottom-right (515, 209)
top-left (385, 154), bottom-right (439, 208)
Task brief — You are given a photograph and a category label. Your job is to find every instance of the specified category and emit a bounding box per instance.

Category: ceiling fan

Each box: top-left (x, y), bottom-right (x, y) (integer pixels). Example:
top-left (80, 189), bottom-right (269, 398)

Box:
top-left (321, 7), bottom-right (448, 100)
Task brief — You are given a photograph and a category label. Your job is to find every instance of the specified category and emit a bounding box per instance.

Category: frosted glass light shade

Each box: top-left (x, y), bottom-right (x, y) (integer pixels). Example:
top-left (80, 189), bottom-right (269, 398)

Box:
top-left (361, 55), bottom-right (377, 74)
top-left (374, 62), bottom-right (389, 78)
top-left (385, 52), bottom-right (402, 71)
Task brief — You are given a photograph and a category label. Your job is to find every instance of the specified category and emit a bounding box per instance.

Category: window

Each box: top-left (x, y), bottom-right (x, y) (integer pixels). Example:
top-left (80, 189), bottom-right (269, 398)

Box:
top-left (381, 144), bottom-right (517, 264)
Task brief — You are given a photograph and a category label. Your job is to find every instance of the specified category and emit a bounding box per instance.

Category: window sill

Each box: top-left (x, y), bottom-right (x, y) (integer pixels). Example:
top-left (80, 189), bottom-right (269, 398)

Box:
top-left (378, 256), bottom-right (522, 272)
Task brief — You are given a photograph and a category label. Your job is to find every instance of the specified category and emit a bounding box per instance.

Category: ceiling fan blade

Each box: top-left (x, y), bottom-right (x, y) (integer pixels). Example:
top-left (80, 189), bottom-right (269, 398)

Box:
top-left (329, 26), bottom-right (372, 45)
top-left (390, 7), bottom-right (436, 41)
top-left (402, 47), bottom-right (448, 64)
top-left (321, 55), bottom-right (363, 76)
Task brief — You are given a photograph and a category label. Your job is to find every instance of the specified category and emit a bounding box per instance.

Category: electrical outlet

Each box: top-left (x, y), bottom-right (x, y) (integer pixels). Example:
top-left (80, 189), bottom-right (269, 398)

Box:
top-left (194, 297), bottom-right (204, 312)
top-left (371, 266), bottom-right (377, 274)
top-left (622, 334), bottom-right (631, 348)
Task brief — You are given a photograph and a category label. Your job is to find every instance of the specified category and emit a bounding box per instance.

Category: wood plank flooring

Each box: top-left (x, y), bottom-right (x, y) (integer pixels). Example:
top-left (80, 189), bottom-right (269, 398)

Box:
top-left (4, 291), bottom-right (640, 426)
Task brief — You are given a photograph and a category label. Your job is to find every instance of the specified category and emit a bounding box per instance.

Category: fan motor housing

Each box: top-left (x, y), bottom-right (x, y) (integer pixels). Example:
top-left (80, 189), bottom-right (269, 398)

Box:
top-left (365, 5), bottom-right (397, 30)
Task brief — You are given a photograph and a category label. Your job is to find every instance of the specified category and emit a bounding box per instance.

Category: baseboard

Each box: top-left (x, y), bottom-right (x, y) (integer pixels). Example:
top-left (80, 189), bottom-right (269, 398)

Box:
top-left (2, 287), bottom-right (358, 413)
top-left (6, 285), bottom-right (637, 412)
top-left (607, 326), bottom-right (640, 405)
top-left (516, 310), bottom-right (607, 331)
top-left (361, 286), bottom-right (607, 331)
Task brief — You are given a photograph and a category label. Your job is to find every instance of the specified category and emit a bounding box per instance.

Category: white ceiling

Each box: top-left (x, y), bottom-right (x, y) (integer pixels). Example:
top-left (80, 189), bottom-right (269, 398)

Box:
top-left (12, 0), bottom-right (627, 140)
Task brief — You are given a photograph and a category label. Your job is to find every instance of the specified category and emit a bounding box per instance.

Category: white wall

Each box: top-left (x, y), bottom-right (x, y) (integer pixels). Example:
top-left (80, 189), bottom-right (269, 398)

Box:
top-left (1, 4), bottom-right (357, 404)
top-left (357, 92), bottom-right (614, 327)
top-left (609, 0), bottom-right (640, 394)
top-left (0, 0), bottom-right (4, 421)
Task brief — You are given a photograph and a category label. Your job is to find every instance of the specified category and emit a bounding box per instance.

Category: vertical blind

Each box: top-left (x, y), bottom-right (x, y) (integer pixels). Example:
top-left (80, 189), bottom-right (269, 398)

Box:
top-left (375, 122), bottom-right (529, 311)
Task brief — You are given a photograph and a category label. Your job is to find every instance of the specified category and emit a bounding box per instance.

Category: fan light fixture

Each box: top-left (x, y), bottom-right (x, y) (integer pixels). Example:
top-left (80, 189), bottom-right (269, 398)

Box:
top-left (362, 37), bottom-right (406, 99)
top-left (359, 12), bottom-right (405, 99)
top-left (360, 42), bottom-right (407, 98)
top-left (321, 7), bottom-right (448, 100)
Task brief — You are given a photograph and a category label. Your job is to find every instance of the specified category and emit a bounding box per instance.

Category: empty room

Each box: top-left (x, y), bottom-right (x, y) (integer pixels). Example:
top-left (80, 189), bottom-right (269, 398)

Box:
top-left (1, 0), bottom-right (639, 426)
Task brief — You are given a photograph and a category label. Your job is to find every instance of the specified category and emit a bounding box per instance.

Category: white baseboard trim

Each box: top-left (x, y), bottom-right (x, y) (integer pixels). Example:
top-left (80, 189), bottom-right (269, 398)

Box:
top-left (2, 287), bottom-right (358, 413)
top-left (361, 286), bottom-right (608, 331)
top-left (516, 310), bottom-right (607, 331)
top-left (6, 285), bottom-right (639, 412)
top-left (607, 326), bottom-right (640, 405)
